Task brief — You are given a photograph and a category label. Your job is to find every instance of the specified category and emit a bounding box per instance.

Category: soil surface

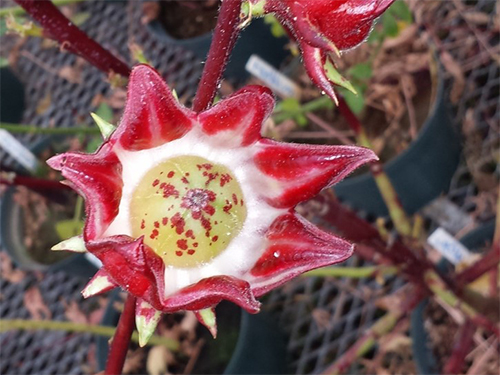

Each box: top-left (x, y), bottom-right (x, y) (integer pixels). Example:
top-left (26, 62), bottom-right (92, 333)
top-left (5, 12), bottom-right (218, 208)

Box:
top-left (157, 0), bottom-right (220, 39)
top-left (121, 300), bottom-right (240, 374)
top-left (14, 186), bottom-right (75, 265)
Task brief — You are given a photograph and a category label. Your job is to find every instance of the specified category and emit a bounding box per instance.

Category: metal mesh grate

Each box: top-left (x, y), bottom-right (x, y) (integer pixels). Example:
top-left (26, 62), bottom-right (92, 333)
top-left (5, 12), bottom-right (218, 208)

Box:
top-left (1, 1), bottom-right (205, 374)
top-left (0, 256), bottom-right (94, 375)
top-left (267, 1), bottom-right (499, 374)
top-left (0, 0), bottom-right (204, 170)
top-left (0, 0), bottom-right (498, 374)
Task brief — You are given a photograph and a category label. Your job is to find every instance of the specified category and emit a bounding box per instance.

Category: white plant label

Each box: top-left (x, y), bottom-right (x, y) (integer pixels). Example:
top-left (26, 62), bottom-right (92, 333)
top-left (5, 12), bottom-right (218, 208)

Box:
top-left (428, 227), bottom-right (473, 265)
top-left (0, 129), bottom-right (40, 173)
top-left (246, 54), bottom-right (300, 98)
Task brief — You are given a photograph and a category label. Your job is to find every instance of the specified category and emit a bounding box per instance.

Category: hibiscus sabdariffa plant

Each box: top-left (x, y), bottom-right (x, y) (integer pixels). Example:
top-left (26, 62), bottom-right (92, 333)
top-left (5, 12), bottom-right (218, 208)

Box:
top-left (49, 64), bottom-right (376, 343)
top-left (10, 0), bottom-right (394, 373)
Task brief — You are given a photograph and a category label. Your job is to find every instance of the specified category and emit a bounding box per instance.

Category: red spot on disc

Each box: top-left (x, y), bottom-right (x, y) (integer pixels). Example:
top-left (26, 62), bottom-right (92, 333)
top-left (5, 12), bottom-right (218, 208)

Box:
top-left (176, 239), bottom-right (188, 250)
top-left (187, 249), bottom-right (195, 255)
top-left (154, 221), bottom-right (160, 228)
top-left (175, 251), bottom-right (183, 257)
top-left (170, 213), bottom-right (186, 235)
top-left (167, 171), bottom-right (175, 178)
top-left (212, 236), bottom-right (219, 242)
top-left (152, 179), bottom-right (160, 187)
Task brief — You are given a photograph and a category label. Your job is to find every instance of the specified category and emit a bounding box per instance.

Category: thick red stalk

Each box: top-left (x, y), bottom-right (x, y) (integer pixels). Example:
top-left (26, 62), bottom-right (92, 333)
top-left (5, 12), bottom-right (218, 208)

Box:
top-left (0, 175), bottom-right (71, 191)
top-left (105, 295), bottom-right (137, 375)
top-left (14, 0), bottom-right (130, 77)
top-left (192, 0), bottom-right (242, 112)
top-left (443, 320), bottom-right (475, 374)
top-left (456, 243), bottom-right (500, 287)
top-left (337, 96), bottom-right (362, 135)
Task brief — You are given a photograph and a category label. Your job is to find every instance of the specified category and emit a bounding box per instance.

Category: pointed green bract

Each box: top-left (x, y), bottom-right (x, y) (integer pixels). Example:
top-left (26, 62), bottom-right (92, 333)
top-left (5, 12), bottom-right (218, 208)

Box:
top-left (136, 300), bottom-right (162, 347)
top-left (195, 307), bottom-right (217, 338)
top-left (81, 270), bottom-right (116, 298)
top-left (90, 112), bottom-right (116, 140)
top-left (51, 235), bottom-right (87, 252)
top-left (324, 58), bottom-right (357, 95)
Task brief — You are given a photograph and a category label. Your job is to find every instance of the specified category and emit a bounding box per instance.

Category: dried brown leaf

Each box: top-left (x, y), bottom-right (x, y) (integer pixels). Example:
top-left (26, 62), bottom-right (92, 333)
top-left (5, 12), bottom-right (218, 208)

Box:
top-left (440, 51), bottom-right (465, 104)
top-left (24, 286), bottom-right (52, 320)
top-left (147, 345), bottom-right (174, 375)
top-left (0, 252), bottom-right (26, 284)
top-left (141, 2), bottom-right (160, 25)
top-left (64, 300), bottom-right (88, 324)
top-left (123, 348), bottom-right (145, 374)
top-left (312, 308), bottom-right (331, 331)
top-left (36, 93), bottom-right (52, 115)
top-left (463, 11), bottom-right (491, 26)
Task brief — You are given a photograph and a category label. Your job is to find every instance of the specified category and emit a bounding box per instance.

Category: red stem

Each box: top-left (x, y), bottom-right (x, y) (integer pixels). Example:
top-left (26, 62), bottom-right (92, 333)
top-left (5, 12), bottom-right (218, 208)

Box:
top-left (105, 295), bottom-right (137, 375)
top-left (456, 243), bottom-right (500, 287)
top-left (192, 0), bottom-right (242, 112)
top-left (1, 175), bottom-right (71, 191)
top-left (443, 320), bottom-right (476, 374)
top-left (337, 96), bottom-right (362, 135)
top-left (14, 0), bottom-right (130, 77)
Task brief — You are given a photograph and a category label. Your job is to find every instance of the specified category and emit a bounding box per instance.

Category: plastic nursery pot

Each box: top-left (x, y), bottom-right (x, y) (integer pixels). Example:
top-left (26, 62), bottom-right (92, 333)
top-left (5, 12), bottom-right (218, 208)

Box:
top-left (97, 291), bottom-right (288, 374)
top-left (410, 220), bottom-right (496, 375)
top-left (148, 3), bottom-right (290, 81)
top-left (0, 67), bottom-right (25, 124)
top-left (333, 64), bottom-right (462, 217)
top-left (0, 138), bottom-right (98, 279)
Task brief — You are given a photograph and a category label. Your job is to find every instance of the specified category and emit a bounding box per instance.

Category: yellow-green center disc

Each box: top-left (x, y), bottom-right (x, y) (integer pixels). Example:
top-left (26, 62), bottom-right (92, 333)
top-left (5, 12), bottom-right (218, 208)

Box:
top-left (130, 156), bottom-right (246, 268)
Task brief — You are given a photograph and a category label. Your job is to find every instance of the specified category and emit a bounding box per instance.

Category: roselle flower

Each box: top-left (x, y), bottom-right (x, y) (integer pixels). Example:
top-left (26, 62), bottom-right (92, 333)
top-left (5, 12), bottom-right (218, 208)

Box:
top-left (49, 65), bottom-right (376, 344)
top-left (246, 0), bottom-right (395, 100)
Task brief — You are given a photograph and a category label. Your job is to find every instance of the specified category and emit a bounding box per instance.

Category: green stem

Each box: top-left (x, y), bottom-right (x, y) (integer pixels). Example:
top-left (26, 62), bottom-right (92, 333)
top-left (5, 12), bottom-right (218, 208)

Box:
top-left (273, 95), bottom-right (333, 124)
top-left (424, 270), bottom-right (500, 336)
top-left (0, 319), bottom-right (179, 350)
top-left (1, 123), bottom-right (100, 135)
top-left (494, 183), bottom-right (500, 246)
top-left (0, 0), bottom-right (86, 17)
top-left (304, 265), bottom-right (397, 278)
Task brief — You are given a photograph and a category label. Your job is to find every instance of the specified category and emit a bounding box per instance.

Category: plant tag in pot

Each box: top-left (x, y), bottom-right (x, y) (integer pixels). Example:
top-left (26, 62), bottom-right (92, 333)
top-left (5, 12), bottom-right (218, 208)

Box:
top-left (428, 227), bottom-right (473, 265)
top-left (0, 129), bottom-right (40, 173)
top-left (246, 55), bottom-right (300, 98)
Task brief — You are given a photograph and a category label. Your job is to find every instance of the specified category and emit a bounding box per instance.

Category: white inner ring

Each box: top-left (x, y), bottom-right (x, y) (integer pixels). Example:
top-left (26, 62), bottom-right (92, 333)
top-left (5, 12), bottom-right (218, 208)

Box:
top-left (103, 127), bottom-right (284, 296)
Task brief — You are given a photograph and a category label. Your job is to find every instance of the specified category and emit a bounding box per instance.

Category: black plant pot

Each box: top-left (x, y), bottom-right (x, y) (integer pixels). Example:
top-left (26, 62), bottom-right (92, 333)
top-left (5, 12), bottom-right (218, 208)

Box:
top-left (0, 67), bottom-right (25, 124)
top-left (97, 291), bottom-right (288, 374)
top-left (333, 65), bottom-right (462, 216)
top-left (148, 14), bottom-right (290, 81)
top-left (410, 220), bottom-right (496, 375)
top-left (0, 138), bottom-right (98, 279)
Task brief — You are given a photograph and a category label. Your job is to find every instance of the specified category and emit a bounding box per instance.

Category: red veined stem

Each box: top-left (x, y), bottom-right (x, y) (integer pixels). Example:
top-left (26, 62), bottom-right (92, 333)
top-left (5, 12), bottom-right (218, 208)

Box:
top-left (14, 0), bottom-right (130, 77)
top-left (105, 295), bottom-right (137, 375)
top-left (0, 175), bottom-right (71, 191)
top-left (443, 319), bottom-right (475, 375)
top-left (192, 0), bottom-right (243, 112)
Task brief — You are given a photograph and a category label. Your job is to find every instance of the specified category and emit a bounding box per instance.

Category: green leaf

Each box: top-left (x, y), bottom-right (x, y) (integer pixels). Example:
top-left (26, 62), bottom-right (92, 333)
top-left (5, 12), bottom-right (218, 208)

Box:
top-left (348, 63), bottom-right (373, 81)
top-left (69, 12), bottom-right (90, 27)
top-left (0, 18), bottom-right (7, 36)
top-left (296, 114), bottom-right (308, 127)
top-left (389, 1), bottom-right (413, 23)
top-left (86, 136), bottom-right (102, 153)
top-left (95, 102), bottom-right (113, 123)
top-left (263, 15), bottom-right (286, 38)
top-left (339, 84), bottom-right (365, 115)
top-left (55, 219), bottom-right (84, 240)
top-left (277, 98), bottom-right (301, 113)
top-left (0, 57), bottom-right (9, 68)
top-left (382, 12), bottom-right (399, 37)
